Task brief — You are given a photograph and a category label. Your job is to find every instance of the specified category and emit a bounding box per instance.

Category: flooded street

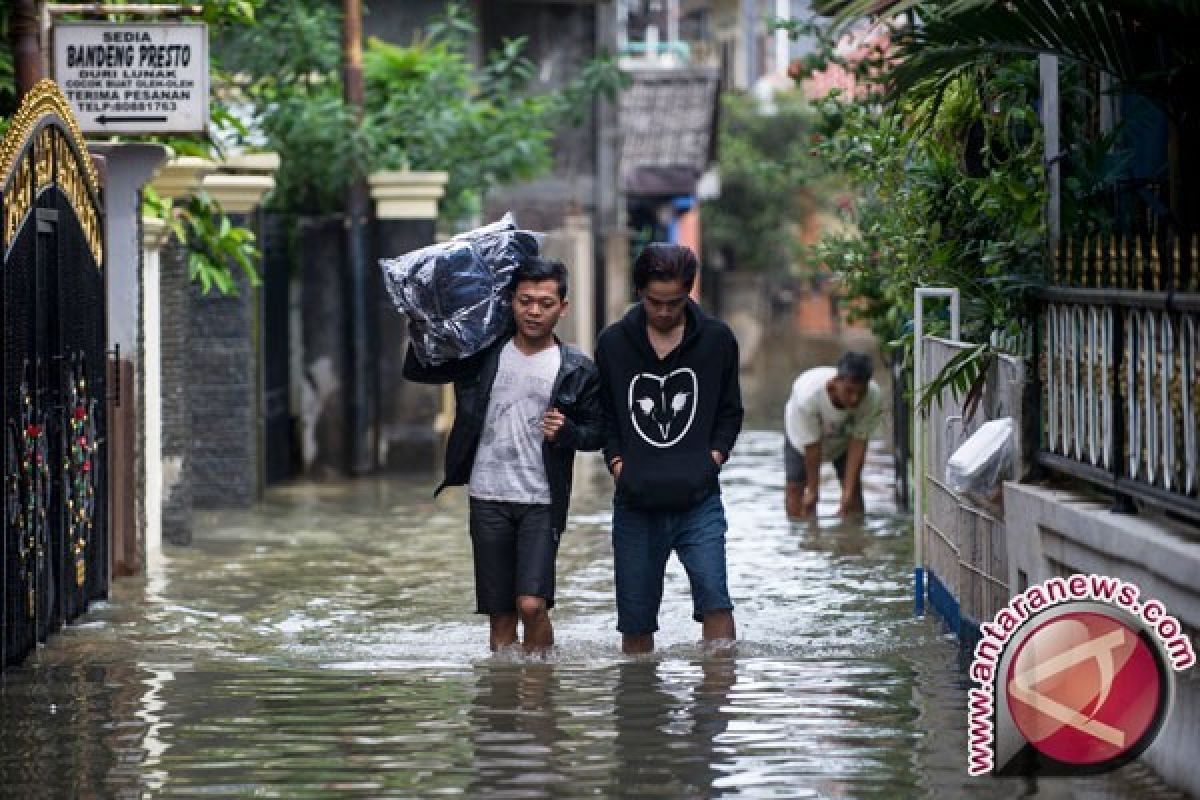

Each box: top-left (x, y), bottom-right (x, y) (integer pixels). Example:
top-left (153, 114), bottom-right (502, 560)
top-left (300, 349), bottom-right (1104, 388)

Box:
top-left (0, 338), bottom-right (1190, 798)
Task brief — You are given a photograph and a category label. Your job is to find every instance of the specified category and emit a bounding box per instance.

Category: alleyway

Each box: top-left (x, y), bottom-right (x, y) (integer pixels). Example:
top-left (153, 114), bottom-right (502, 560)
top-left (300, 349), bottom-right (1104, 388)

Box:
top-left (0, 332), bottom-right (1190, 798)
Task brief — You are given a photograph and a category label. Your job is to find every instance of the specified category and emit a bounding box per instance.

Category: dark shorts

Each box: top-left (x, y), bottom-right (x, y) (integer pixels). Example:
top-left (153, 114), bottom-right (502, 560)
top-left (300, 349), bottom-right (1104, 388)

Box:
top-left (468, 498), bottom-right (560, 615)
top-left (783, 439), bottom-right (847, 485)
top-left (611, 492), bottom-right (733, 635)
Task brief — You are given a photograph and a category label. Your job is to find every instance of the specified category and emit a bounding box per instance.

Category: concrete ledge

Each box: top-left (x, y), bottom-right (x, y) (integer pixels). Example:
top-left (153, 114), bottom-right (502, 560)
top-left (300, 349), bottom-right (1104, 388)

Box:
top-left (368, 170), bottom-right (447, 220)
top-left (221, 152), bottom-right (282, 174)
top-left (1004, 482), bottom-right (1200, 628)
top-left (142, 215), bottom-right (171, 252)
top-left (150, 156), bottom-right (216, 202)
top-left (201, 173), bottom-right (275, 214)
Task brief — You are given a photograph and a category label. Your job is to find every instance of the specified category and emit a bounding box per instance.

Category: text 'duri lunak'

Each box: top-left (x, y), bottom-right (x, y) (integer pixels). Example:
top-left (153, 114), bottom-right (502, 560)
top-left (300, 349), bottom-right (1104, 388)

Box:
top-left (51, 23), bottom-right (209, 135)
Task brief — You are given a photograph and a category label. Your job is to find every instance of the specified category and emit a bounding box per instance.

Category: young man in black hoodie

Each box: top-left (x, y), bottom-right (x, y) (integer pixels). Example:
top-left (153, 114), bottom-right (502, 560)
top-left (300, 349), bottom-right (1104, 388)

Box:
top-left (403, 258), bottom-right (605, 653)
top-left (595, 244), bottom-right (744, 654)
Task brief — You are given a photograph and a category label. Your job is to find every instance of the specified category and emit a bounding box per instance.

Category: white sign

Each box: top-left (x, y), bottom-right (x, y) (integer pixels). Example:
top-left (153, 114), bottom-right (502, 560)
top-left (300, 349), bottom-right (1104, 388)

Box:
top-left (52, 23), bottom-right (209, 134)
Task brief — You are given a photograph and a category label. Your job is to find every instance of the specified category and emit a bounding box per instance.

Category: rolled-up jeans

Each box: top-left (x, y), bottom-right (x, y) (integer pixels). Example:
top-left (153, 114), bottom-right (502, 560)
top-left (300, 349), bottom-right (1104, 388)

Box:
top-left (611, 492), bottom-right (733, 635)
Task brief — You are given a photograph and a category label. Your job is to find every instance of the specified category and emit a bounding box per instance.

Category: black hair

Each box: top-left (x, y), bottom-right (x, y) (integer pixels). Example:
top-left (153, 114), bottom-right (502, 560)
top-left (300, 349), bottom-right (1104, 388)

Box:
top-left (514, 257), bottom-right (569, 300)
top-left (632, 243), bottom-right (698, 291)
top-left (836, 351), bottom-right (874, 383)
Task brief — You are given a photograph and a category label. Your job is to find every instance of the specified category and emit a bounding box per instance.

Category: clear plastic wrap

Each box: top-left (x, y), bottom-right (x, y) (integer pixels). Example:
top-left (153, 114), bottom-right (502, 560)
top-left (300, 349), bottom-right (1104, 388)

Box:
top-left (380, 212), bottom-right (540, 366)
top-left (946, 417), bottom-right (1014, 496)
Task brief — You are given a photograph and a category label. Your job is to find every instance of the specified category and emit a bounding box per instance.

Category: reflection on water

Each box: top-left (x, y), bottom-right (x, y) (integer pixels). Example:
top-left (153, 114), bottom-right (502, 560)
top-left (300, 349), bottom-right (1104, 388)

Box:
top-left (0, 430), bottom-right (1188, 798)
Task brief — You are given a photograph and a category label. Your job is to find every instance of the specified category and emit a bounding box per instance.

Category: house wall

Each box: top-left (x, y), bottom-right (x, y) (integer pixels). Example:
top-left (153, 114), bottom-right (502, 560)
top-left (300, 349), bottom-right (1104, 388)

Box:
top-left (186, 215), bottom-right (260, 509)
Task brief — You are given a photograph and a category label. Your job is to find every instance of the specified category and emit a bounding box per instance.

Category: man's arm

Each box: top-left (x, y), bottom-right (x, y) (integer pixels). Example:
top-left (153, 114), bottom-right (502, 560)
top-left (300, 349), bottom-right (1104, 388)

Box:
top-left (835, 382), bottom-right (881, 515)
top-left (837, 437), bottom-right (867, 515)
top-left (402, 342), bottom-right (486, 384)
top-left (550, 366), bottom-right (606, 452)
top-left (595, 343), bottom-right (625, 474)
top-left (710, 334), bottom-right (744, 462)
top-left (802, 442), bottom-right (822, 516)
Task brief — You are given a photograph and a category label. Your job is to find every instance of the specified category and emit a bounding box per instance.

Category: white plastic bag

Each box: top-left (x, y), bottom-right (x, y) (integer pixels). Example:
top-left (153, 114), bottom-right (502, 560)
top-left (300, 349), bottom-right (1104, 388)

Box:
top-left (946, 417), bottom-right (1014, 495)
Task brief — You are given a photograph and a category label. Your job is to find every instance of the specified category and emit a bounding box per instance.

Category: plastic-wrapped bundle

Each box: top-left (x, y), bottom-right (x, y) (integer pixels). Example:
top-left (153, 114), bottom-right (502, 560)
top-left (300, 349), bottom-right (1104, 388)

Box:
top-left (946, 417), bottom-right (1014, 498)
top-left (381, 213), bottom-right (540, 366)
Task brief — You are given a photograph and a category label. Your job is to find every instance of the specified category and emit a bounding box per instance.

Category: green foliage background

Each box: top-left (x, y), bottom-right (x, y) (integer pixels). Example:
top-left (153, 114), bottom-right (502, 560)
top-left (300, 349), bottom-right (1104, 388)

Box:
top-left (701, 90), bottom-right (829, 277)
top-left (782, 0), bottom-right (1187, 409)
top-left (779, 14), bottom-right (1052, 377)
top-left (215, 1), bottom-right (625, 223)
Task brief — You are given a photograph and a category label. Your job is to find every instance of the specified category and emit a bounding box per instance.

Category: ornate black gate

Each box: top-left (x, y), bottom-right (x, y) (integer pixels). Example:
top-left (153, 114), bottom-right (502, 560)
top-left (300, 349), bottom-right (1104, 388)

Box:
top-left (2, 81), bottom-right (107, 668)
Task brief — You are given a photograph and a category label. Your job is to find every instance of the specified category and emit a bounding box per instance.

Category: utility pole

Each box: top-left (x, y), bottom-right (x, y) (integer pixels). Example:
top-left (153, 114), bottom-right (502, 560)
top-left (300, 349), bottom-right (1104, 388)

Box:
top-left (343, 0), bottom-right (373, 475)
top-left (11, 0), bottom-right (44, 99)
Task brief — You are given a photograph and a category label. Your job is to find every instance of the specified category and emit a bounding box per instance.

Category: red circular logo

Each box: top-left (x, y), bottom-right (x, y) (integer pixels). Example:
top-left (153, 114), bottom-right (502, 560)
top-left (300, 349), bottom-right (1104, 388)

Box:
top-left (1006, 611), bottom-right (1164, 766)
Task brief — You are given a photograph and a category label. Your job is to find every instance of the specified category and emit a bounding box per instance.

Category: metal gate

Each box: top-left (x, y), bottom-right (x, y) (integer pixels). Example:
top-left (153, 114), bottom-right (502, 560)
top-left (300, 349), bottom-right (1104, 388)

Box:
top-left (2, 82), bottom-right (107, 668)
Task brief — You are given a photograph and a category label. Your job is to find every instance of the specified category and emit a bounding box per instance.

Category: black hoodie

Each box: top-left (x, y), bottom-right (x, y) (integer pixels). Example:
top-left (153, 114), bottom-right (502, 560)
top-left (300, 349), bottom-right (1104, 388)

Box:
top-left (595, 300), bottom-right (744, 511)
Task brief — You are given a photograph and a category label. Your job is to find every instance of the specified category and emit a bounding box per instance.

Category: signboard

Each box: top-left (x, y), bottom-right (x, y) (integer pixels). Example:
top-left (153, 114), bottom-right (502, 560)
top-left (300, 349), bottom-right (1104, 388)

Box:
top-left (52, 23), bottom-right (209, 134)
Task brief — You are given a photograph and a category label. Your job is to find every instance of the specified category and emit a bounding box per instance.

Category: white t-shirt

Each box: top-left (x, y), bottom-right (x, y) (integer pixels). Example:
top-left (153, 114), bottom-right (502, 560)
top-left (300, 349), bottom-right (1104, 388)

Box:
top-left (784, 366), bottom-right (882, 461)
top-left (469, 340), bottom-right (562, 504)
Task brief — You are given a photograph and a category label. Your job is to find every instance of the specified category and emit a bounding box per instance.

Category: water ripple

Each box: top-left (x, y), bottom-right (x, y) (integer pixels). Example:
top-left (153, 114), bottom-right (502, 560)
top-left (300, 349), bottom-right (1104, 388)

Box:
top-left (0, 430), bottom-right (1186, 799)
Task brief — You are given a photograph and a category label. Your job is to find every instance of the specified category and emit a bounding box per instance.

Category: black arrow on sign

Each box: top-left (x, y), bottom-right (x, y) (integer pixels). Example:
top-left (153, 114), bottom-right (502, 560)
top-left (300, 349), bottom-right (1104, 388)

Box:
top-left (96, 114), bottom-right (169, 124)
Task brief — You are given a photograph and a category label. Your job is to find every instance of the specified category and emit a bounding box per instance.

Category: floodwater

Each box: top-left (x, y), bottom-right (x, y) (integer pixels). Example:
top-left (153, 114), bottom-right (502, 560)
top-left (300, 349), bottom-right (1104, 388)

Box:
top-left (0, 339), bottom-right (1191, 798)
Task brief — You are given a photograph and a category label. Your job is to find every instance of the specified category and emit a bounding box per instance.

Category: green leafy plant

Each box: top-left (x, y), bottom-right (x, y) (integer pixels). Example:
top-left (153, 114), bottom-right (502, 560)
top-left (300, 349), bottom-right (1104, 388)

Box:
top-left (1, 6), bottom-right (19, 134)
top-left (824, 0), bottom-right (1200, 222)
top-left (775, 12), bottom-right (1050, 420)
top-left (163, 190), bottom-right (261, 296)
top-left (917, 340), bottom-right (994, 419)
top-left (802, 69), bottom-right (1048, 347)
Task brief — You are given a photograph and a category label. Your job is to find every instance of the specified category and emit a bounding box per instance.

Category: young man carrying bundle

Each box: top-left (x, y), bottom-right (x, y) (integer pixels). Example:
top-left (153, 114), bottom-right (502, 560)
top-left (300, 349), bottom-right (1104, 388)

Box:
top-left (404, 257), bottom-right (604, 653)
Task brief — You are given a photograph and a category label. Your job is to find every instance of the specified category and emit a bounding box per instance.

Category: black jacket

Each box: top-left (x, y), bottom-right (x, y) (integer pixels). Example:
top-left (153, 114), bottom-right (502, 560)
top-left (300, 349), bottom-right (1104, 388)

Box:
top-left (595, 300), bottom-right (744, 511)
top-left (402, 335), bottom-right (605, 533)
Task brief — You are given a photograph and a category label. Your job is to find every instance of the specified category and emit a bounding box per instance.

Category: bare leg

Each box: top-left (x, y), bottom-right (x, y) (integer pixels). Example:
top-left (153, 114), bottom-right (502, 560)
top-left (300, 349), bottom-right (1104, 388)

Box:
top-left (785, 481), bottom-right (805, 519)
top-left (622, 634), bottom-right (654, 655)
top-left (489, 613), bottom-right (518, 652)
top-left (517, 595), bottom-right (553, 653)
top-left (702, 609), bottom-right (736, 643)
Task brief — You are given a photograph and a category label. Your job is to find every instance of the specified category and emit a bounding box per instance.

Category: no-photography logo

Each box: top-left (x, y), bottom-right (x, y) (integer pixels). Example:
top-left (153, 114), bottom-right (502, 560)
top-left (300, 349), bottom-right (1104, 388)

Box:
top-left (967, 574), bottom-right (1195, 776)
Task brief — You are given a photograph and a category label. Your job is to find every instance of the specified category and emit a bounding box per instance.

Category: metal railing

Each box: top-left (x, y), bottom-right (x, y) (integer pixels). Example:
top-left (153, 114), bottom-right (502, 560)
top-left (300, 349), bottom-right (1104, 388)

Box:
top-left (1038, 186), bottom-right (1200, 521)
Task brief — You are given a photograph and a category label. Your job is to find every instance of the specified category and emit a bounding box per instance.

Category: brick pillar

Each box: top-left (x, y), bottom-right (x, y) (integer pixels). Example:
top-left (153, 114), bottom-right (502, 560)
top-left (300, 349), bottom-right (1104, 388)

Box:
top-left (149, 157), bottom-right (217, 545)
top-left (186, 252), bottom-right (258, 508)
top-left (159, 235), bottom-right (194, 543)
top-left (189, 160), bottom-right (277, 507)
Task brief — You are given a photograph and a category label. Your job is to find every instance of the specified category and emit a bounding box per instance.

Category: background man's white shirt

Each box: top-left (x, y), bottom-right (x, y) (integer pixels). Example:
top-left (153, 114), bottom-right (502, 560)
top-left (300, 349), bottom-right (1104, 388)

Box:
top-left (784, 366), bottom-right (882, 461)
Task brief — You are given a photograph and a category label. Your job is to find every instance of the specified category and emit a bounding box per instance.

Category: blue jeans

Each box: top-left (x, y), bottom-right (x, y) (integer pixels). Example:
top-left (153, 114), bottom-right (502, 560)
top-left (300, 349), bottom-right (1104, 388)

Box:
top-left (611, 492), bottom-right (734, 635)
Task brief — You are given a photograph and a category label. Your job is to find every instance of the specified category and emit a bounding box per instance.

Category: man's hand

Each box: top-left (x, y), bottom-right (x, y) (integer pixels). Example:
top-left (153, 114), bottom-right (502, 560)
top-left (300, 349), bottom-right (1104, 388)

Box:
top-left (541, 407), bottom-right (566, 441)
top-left (609, 457), bottom-right (623, 480)
top-left (800, 487), bottom-right (819, 518)
top-left (711, 450), bottom-right (724, 466)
